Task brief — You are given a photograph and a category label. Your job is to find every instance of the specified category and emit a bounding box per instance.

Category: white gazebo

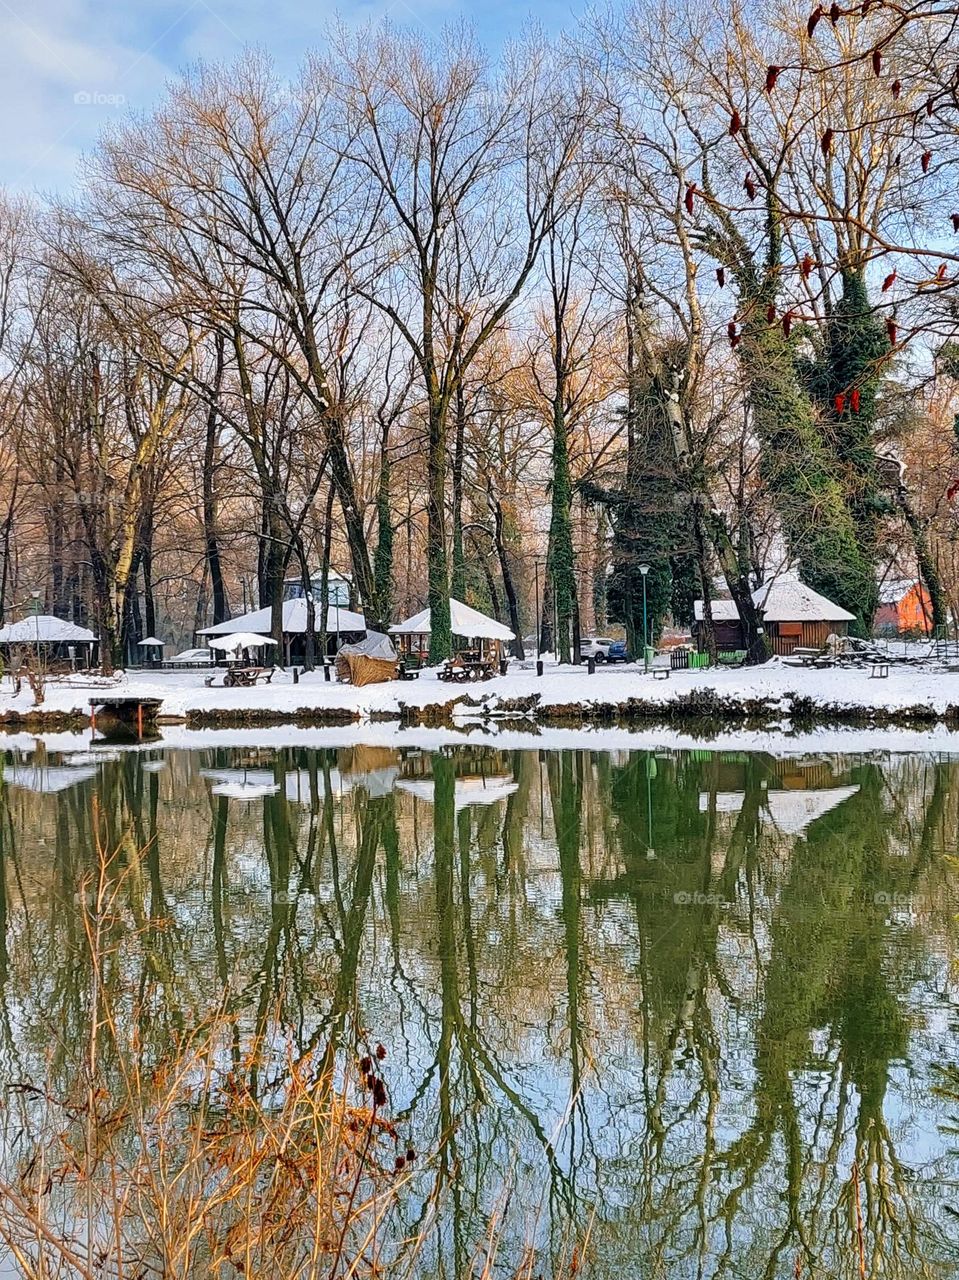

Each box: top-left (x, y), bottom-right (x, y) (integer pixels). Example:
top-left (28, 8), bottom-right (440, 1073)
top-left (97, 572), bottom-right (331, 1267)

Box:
top-left (390, 597), bottom-right (514, 644)
top-left (390, 597), bottom-right (514, 673)
top-left (198, 597), bottom-right (367, 663)
top-left (0, 614), bottom-right (97, 666)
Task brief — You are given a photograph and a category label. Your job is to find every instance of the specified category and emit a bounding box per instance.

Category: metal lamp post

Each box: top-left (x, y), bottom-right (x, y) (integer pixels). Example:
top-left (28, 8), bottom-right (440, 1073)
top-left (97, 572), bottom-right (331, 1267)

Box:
top-left (639, 565), bottom-right (650, 672)
top-left (31, 590), bottom-right (41, 669)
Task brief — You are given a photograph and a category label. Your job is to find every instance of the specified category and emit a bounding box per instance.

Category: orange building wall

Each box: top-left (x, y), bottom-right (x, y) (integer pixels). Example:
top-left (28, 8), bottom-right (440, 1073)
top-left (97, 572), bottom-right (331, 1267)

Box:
top-left (875, 584), bottom-right (933, 634)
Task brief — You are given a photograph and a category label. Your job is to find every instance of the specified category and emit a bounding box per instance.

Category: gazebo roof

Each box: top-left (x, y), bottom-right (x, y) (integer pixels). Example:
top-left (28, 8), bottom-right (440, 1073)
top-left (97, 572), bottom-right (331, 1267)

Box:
top-left (199, 598), bottom-right (366, 637)
top-left (0, 614), bottom-right (97, 644)
top-left (389, 597), bottom-right (514, 641)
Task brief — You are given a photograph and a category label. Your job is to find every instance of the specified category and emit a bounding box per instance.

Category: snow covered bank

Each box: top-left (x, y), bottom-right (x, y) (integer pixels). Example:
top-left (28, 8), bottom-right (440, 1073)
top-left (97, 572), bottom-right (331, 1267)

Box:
top-left (4, 719), bottom-right (959, 762)
top-left (1, 658), bottom-right (958, 730)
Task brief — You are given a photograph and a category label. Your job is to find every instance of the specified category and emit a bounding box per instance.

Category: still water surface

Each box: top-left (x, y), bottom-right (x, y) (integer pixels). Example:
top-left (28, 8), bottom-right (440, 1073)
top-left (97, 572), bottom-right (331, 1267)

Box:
top-left (2, 736), bottom-right (959, 1276)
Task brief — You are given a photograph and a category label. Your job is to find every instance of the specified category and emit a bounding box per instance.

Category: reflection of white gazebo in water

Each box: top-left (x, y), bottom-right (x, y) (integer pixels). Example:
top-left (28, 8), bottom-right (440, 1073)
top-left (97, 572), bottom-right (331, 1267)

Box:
top-left (699, 785), bottom-right (860, 835)
top-left (390, 597), bottom-right (514, 677)
top-left (395, 774), bottom-right (518, 811)
top-left (200, 768), bottom-right (281, 800)
top-left (5, 763), bottom-right (98, 793)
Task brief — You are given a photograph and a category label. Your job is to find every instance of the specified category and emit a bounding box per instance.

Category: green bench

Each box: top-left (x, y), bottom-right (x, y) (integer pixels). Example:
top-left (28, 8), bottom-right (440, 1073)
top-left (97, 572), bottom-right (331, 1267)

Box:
top-left (715, 650), bottom-right (747, 667)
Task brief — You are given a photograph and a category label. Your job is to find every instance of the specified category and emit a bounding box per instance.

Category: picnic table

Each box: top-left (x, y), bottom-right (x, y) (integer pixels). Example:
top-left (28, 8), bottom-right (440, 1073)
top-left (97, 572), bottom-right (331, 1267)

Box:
top-left (438, 652), bottom-right (498, 683)
top-left (209, 666), bottom-right (277, 688)
top-left (783, 646), bottom-right (836, 669)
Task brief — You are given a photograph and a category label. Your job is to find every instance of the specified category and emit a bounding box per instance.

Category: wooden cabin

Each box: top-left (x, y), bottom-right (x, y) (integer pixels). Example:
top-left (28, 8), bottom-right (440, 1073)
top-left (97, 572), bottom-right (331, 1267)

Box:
top-left (694, 579), bottom-right (856, 657)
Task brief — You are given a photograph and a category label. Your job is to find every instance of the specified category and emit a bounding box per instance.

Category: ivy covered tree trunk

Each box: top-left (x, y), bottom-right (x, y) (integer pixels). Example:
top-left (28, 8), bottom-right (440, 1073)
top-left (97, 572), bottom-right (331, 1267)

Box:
top-left (202, 334), bottom-right (229, 625)
top-left (802, 270), bottom-right (890, 632)
top-left (742, 306), bottom-right (875, 636)
top-left (426, 397), bottom-right (452, 662)
top-left (450, 385), bottom-right (467, 602)
top-left (546, 392), bottom-right (577, 664)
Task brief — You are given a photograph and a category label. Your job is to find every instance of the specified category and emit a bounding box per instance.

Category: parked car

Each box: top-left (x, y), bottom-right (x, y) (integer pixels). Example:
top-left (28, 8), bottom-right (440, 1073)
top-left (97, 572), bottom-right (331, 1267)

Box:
top-left (578, 637), bottom-right (615, 662)
top-left (167, 647), bottom-right (214, 666)
top-left (607, 640), bottom-right (631, 662)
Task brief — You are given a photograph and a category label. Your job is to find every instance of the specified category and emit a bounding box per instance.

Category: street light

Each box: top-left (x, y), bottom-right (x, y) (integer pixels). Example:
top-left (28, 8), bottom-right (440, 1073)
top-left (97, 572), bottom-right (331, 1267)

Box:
top-left (639, 565), bottom-right (650, 673)
top-left (30, 590), bottom-right (41, 673)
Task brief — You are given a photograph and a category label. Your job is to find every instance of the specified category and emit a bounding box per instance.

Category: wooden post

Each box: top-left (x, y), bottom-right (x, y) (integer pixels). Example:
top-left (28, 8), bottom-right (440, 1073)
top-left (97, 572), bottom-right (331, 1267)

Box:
top-left (137, 703), bottom-right (144, 738)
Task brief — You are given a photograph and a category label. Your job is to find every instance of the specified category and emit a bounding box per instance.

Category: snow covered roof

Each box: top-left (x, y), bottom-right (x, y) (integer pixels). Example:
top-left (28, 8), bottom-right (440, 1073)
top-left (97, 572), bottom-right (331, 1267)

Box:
top-left (752, 578), bottom-right (855, 622)
top-left (199, 598), bottom-right (366, 637)
top-left (694, 578), bottom-right (855, 626)
top-left (0, 614), bottom-right (97, 644)
top-left (693, 599), bottom-right (740, 622)
top-left (390, 597), bottom-right (514, 641)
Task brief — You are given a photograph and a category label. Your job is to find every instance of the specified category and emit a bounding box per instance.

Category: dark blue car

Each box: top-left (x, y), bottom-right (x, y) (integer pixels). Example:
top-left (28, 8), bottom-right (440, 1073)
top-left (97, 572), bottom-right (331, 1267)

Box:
top-left (607, 640), bottom-right (630, 662)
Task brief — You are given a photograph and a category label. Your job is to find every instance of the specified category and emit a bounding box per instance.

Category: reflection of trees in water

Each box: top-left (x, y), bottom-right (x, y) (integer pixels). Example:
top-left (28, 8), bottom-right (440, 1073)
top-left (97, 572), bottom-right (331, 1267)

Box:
top-left (0, 743), bottom-right (958, 1276)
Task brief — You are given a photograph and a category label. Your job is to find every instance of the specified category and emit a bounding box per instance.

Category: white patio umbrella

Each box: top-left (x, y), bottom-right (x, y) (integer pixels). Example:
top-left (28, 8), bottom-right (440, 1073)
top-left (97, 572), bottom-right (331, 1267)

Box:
top-left (208, 632), bottom-right (277, 654)
top-left (138, 636), bottom-right (165, 648)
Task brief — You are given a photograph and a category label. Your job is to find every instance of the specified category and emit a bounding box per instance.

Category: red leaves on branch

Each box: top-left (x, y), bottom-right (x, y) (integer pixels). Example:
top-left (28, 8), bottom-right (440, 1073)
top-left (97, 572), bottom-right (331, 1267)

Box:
top-left (886, 317), bottom-right (897, 346)
top-left (881, 270), bottom-right (896, 292)
top-left (891, 80), bottom-right (901, 100)
top-left (850, 388), bottom-right (861, 413)
top-left (936, 263), bottom-right (948, 281)
top-left (727, 321), bottom-right (740, 348)
top-left (800, 253), bottom-right (815, 280)
top-left (684, 183), bottom-right (696, 214)
top-left (834, 393), bottom-right (846, 414)
top-left (744, 173), bottom-right (757, 200)
top-left (821, 127), bottom-right (834, 156)
top-left (807, 6), bottom-right (823, 36)
top-left (782, 310), bottom-right (794, 337)
top-left (716, 267), bottom-right (726, 287)
top-left (872, 49), bottom-right (882, 76)
top-left (729, 109), bottom-right (742, 135)
top-left (951, 213), bottom-right (959, 232)
top-left (926, 98), bottom-right (934, 117)
top-left (766, 304), bottom-right (777, 324)
top-left (766, 65), bottom-right (781, 93)
top-left (921, 150), bottom-right (932, 173)
top-left (829, 2), bottom-right (840, 23)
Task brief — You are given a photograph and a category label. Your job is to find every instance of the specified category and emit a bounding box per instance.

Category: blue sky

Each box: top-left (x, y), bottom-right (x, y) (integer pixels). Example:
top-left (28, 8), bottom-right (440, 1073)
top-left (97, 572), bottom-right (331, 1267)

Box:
top-left (0, 0), bottom-right (585, 194)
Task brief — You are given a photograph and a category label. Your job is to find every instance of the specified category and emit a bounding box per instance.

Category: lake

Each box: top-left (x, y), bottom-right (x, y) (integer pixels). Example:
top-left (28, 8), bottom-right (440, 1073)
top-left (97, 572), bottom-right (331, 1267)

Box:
top-left (1, 732), bottom-right (958, 1277)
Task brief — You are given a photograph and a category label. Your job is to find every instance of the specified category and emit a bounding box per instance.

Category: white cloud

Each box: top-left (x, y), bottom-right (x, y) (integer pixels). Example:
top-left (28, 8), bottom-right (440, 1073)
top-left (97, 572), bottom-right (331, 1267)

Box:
top-left (1, 0), bottom-right (582, 192)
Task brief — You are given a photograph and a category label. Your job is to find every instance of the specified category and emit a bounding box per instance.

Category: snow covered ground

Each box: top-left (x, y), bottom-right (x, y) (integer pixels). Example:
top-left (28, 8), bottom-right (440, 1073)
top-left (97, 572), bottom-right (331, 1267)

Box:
top-left (1, 655), bottom-right (957, 725)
